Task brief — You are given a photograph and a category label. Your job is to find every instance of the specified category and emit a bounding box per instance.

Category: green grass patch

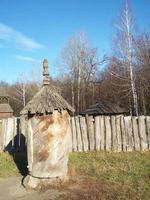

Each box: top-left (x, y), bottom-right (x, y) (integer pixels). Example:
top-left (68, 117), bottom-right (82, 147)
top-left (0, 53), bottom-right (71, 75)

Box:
top-left (0, 152), bottom-right (19, 177)
top-left (69, 151), bottom-right (150, 199)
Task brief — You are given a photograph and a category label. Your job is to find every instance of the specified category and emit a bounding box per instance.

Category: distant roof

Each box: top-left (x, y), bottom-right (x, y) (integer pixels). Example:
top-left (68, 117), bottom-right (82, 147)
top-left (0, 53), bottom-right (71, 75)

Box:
top-left (20, 85), bottom-right (74, 115)
top-left (81, 101), bottom-right (127, 115)
top-left (0, 104), bottom-right (13, 113)
top-left (0, 87), bottom-right (9, 97)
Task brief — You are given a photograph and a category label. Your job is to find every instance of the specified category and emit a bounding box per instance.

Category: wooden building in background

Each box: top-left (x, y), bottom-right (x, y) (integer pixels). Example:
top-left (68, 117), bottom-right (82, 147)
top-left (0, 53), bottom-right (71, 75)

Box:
top-left (0, 88), bottom-right (13, 119)
top-left (81, 101), bottom-right (128, 116)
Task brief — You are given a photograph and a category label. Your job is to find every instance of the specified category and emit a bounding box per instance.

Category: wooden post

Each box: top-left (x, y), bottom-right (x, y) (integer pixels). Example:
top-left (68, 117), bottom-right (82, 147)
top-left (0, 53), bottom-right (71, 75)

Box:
top-left (132, 117), bottom-right (140, 151)
top-left (87, 115), bottom-right (95, 151)
top-left (105, 116), bottom-right (112, 151)
top-left (75, 116), bottom-right (83, 152)
top-left (0, 120), bottom-right (3, 151)
top-left (27, 119), bottom-right (34, 172)
top-left (71, 117), bottom-right (77, 152)
top-left (5, 118), bottom-right (14, 150)
top-left (111, 116), bottom-right (117, 151)
top-left (116, 115), bottom-right (122, 152)
top-left (146, 116), bottom-right (150, 149)
top-left (99, 116), bottom-right (105, 150)
top-left (95, 116), bottom-right (101, 151)
top-left (124, 116), bottom-right (133, 151)
top-left (80, 116), bottom-right (89, 151)
top-left (120, 115), bottom-right (127, 152)
top-left (138, 116), bottom-right (148, 151)
top-left (68, 119), bottom-right (72, 152)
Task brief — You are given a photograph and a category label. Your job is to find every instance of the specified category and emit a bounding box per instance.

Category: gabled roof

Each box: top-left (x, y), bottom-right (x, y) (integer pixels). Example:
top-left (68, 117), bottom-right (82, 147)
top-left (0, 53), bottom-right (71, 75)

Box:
top-left (0, 87), bottom-right (9, 97)
top-left (81, 101), bottom-right (127, 116)
top-left (0, 104), bottom-right (13, 113)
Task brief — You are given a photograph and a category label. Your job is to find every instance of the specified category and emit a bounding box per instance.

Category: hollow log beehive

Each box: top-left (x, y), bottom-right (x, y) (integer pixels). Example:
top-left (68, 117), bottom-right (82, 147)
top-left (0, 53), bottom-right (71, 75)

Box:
top-left (20, 59), bottom-right (74, 189)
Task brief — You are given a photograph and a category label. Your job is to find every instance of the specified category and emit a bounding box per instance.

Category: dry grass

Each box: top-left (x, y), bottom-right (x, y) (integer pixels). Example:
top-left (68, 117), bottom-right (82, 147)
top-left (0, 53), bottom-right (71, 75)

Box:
top-left (60, 151), bottom-right (150, 200)
top-left (0, 151), bottom-right (149, 199)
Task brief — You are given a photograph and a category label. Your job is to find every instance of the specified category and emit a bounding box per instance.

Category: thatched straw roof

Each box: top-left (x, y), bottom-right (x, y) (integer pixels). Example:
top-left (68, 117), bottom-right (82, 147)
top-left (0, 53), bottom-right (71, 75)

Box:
top-left (81, 101), bottom-right (127, 116)
top-left (21, 85), bottom-right (74, 115)
top-left (20, 59), bottom-right (74, 115)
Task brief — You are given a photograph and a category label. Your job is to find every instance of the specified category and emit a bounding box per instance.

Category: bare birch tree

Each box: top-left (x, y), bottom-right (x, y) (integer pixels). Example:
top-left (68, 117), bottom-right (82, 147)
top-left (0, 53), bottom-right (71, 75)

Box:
top-left (61, 33), bottom-right (101, 114)
top-left (111, 0), bottom-right (138, 115)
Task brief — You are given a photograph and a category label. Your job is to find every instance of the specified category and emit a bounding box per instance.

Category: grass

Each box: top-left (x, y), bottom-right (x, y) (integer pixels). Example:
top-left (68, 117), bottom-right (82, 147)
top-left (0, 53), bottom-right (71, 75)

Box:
top-left (66, 151), bottom-right (150, 200)
top-left (0, 152), bottom-right (19, 177)
top-left (0, 151), bottom-right (28, 177)
top-left (0, 151), bottom-right (149, 199)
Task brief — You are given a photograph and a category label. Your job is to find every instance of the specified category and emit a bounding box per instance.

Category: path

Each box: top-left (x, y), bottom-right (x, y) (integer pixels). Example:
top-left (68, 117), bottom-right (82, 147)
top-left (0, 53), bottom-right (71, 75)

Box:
top-left (0, 176), bottom-right (65, 200)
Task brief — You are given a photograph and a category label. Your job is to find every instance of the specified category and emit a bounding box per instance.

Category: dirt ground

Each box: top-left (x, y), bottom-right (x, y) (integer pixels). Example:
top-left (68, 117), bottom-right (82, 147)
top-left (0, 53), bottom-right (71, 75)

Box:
top-left (0, 176), bottom-right (68, 200)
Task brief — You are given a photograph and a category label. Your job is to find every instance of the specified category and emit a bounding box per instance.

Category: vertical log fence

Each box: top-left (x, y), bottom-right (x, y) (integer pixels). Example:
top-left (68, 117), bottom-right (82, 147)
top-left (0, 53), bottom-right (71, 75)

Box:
top-left (0, 117), bottom-right (26, 152)
top-left (70, 115), bottom-right (150, 152)
top-left (0, 115), bottom-right (150, 152)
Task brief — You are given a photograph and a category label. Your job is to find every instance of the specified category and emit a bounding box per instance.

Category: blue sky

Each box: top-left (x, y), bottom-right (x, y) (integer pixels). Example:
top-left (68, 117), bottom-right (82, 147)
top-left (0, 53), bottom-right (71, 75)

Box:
top-left (0, 0), bottom-right (149, 83)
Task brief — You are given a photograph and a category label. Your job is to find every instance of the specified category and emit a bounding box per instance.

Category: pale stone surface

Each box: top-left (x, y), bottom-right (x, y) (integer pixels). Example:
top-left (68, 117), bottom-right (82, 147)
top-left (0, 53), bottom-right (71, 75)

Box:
top-left (25, 110), bottom-right (71, 189)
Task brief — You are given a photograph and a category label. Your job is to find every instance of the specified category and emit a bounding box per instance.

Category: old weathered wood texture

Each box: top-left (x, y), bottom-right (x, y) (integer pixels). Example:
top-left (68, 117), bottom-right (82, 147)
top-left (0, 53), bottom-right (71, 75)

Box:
top-left (87, 115), bottom-right (95, 151)
top-left (75, 116), bottom-right (82, 152)
top-left (70, 115), bottom-right (150, 152)
top-left (71, 117), bottom-right (77, 151)
top-left (146, 116), bottom-right (150, 149)
top-left (0, 117), bottom-right (24, 151)
top-left (80, 116), bottom-right (88, 151)
top-left (100, 116), bottom-right (105, 150)
top-left (0, 115), bottom-right (150, 153)
top-left (105, 116), bottom-right (112, 151)
top-left (25, 110), bottom-right (71, 188)
top-left (116, 115), bottom-right (122, 152)
top-left (139, 116), bottom-right (148, 150)
top-left (95, 116), bottom-right (101, 151)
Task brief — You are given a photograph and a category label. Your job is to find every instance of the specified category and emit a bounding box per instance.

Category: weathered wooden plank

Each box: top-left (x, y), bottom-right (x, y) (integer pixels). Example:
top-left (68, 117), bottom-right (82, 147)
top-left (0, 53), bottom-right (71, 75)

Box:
top-left (95, 116), bottom-right (101, 151)
top-left (116, 115), bottom-right (122, 152)
top-left (124, 116), bottom-right (133, 151)
top-left (68, 118), bottom-right (72, 152)
top-left (111, 116), bottom-right (117, 151)
top-left (80, 116), bottom-right (89, 151)
top-left (12, 118), bottom-right (16, 147)
top-left (71, 117), bottom-right (77, 152)
top-left (75, 116), bottom-right (83, 152)
top-left (138, 116), bottom-right (148, 151)
top-left (5, 118), bottom-right (14, 149)
top-left (87, 115), bottom-right (95, 151)
top-left (105, 116), bottom-right (112, 151)
top-left (0, 120), bottom-right (3, 151)
top-left (27, 119), bottom-right (33, 172)
top-left (3, 119), bottom-right (7, 149)
top-left (120, 115), bottom-right (127, 152)
top-left (132, 117), bottom-right (140, 151)
top-left (99, 116), bottom-right (105, 150)
top-left (146, 116), bottom-right (150, 149)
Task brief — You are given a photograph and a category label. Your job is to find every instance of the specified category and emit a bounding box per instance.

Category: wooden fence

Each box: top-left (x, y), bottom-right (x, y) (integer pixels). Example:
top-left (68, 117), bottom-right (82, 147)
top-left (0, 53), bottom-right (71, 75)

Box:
top-left (0, 115), bottom-right (150, 152)
top-left (0, 117), bottom-right (26, 152)
top-left (70, 115), bottom-right (150, 152)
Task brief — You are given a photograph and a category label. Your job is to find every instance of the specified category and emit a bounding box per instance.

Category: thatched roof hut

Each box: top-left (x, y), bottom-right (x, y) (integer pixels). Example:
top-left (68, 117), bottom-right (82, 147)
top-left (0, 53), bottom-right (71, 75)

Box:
top-left (21, 59), bottom-right (74, 116)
